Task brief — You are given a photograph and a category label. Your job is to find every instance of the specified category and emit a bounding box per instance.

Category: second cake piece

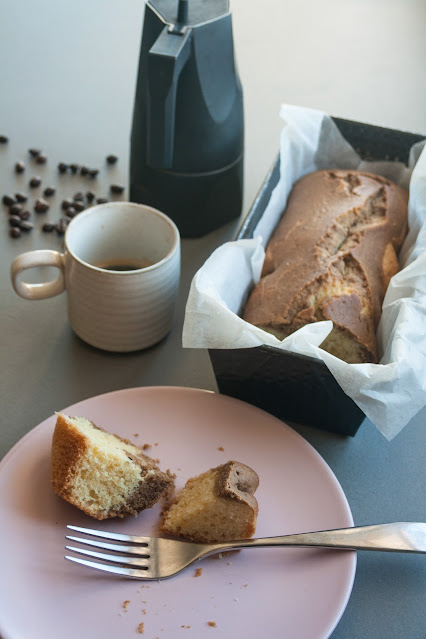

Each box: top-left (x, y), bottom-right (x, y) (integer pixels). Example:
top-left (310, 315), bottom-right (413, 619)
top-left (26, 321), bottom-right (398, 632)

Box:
top-left (161, 461), bottom-right (259, 543)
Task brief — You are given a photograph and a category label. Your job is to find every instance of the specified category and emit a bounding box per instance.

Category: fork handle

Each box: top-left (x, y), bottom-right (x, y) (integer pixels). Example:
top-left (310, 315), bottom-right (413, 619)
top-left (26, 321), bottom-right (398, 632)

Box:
top-left (220, 523), bottom-right (426, 554)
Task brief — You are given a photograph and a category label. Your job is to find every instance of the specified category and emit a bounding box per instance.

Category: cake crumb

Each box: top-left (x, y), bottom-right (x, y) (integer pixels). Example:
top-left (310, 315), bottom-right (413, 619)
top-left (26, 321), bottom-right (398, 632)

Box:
top-left (123, 600), bottom-right (131, 609)
top-left (207, 621), bottom-right (217, 627)
top-left (137, 621), bottom-right (144, 633)
top-left (217, 446), bottom-right (224, 451)
top-left (133, 433), bottom-right (139, 437)
top-left (194, 568), bottom-right (203, 577)
top-left (142, 443), bottom-right (151, 450)
top-left (142, 609), bottom-right (147, 615)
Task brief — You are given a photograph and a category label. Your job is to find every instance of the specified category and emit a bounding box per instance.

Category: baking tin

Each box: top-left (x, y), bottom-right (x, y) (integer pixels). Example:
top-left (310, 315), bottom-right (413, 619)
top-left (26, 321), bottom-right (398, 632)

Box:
top-left (209, 117), bottom-right (425, 436)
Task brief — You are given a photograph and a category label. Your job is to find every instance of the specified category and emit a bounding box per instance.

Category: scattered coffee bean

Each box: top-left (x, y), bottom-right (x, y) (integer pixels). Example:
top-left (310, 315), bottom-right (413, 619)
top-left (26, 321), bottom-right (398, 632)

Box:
top-left (34, 198), bottom-right (49, 213)
top-left (28, 148), bottom-right (41, 157)
top-left (57, 162), bottom-right (68, 173)
top-left (106, 154), bottom-right (118, 164)
top-left (96, 197), bottom-right (108, 204)
top-left (73, 201), bottom-right (85, 213)
top-left (110, 184), bottom-right (125, 194)
top-left (15, 192), bottom-right (28, 203)
top-left (42, 222), bottom-right (55, 233)
top-left (9, 203), bottom-right (23, 216)
top-left (80, 166), bottom-right (89, 176)
top-left (29, 176), bottom-right (41, 188)
top-left (43, 186), bottom-right (56, 197)
top-left (0, 135), bottom-right (9, 144)
top-left (2, 194), bottom-right (15, 206)
top-left (19, 209), bottom-right (31, 220)
top-left (9, 215), bottom-right (22, 227)
top-left (65, 207), bottom-right (77, 218)
top-left (55, 218), bottom-right (69, 234)
top-left (86, 191), bottom-right (95, 202)
top-left (61, 198), bottom-right (74, 210)
top-left (10, 227), bottom-right (21, 238)
top-left (19, 220), bottom-right (34, 232)
top-left (69, 163), bottom-right (79, 174)
top-left (88, 168), bottom-right (99, 178)
top-left (15, 161), bottom-right (25, 174)
top-left (73, 191), bottom-right (84, 201)
top-left (35, 153), bottom-right (47, 165)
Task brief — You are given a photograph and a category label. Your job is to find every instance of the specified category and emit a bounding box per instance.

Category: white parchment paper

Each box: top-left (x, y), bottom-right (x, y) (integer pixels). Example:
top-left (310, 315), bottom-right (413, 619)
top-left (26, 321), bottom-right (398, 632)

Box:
top-left (183, 105), bottom-right (426, 440)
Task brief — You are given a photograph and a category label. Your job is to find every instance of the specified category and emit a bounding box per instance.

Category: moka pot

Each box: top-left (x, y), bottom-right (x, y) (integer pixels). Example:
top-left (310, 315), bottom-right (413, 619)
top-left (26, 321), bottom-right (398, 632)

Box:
top-left (130, 0), bottom-right (244, 237)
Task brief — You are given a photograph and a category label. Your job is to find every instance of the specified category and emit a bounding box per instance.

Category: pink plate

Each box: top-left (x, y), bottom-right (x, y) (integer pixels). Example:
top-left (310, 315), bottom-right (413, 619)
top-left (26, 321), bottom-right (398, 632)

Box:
top-left (0, 387), bottom-right (356, 639)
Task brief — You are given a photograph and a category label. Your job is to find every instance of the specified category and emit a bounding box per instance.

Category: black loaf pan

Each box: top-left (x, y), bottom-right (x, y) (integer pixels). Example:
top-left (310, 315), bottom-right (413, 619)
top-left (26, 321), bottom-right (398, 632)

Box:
top-left (209, 117), bottom-right (425, 436)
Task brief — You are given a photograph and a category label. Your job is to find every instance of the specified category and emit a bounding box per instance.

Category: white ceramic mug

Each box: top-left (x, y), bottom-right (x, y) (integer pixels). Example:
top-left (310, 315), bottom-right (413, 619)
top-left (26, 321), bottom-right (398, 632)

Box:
top-left (10, 202), bottom-right (181, 352)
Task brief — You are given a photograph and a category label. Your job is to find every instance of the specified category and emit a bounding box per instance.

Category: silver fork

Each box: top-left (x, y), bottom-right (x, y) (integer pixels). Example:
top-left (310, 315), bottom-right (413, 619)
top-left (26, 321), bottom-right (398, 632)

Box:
top-left (65, 522), bottom-right (426, 580)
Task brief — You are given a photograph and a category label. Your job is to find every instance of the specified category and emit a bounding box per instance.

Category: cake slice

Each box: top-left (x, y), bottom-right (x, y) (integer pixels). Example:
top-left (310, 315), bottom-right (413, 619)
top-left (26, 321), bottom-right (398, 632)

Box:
top-left (51, 413), bottom-right (174, 519)
top-left (161, 461), bottom-right (259, 542)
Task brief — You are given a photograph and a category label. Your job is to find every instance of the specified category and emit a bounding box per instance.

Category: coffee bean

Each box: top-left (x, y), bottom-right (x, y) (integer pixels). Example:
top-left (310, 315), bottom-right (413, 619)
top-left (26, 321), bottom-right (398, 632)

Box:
top-left (110, 184), bottom-right (125, 194)
top-left (61, 198), bottom-right (74, 210)
top-left (73, 191), bottom-right (84, 201)
top-left (88, 168), bottom-right (99, 178)
top-left (80, 166), bottom-right (89, 176)
top-left (9, 215), bottom-right (22, 227)
top-left (57, 162), bottom-right (68, 173)
top-left (86, 191), bottom-right (95, 202)
top-left (55, 218), bottom-right (69, 234)
top-left (65, 207), bottom-right (77, 218)
top-left (73, 201), bottom-right (85, 212)
top-left (15, 192), bottom-right (28, 203)
top-left (15, 161), bottom-right (25, 174)
top-left (43, 186), bottom-right (56, 197)
top-left (69, 163), bottom-right (79, 174)
top-left (96, 197), bottom-right (108, 204)
top-left (9, 203), bottom-right (23, 216)
top-left (34, 198), bottom-right (49, 213)
top-left (35, 154), bottom-right (47, 164)
top-left (29, 176), bottom-right (41, 188)
top-left (28, 148), bottom-right (41, 157)
top-left (42, 222), bottom-right (55, 233)
top-left (106, 154), bottom-right (118, 165)
top-left (10, 227), bottom-right (21, 238)
top-left (19, 209), bottom-right (31, 220)
top-left (19, 220), bottom-right (34, 232)
top-left (2, 194), bottom-right (15, 206)
top-left (0, 135), bottom-right (9, 144)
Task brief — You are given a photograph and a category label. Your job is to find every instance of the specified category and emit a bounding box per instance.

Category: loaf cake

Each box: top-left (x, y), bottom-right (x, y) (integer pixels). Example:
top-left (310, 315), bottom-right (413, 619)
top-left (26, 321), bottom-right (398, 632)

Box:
top-left (51, 413), bottom-right (174, 519)
top-left (161, 461), bottom-right (259, 542)
top-left (244, 169), bottom-right (408, 363)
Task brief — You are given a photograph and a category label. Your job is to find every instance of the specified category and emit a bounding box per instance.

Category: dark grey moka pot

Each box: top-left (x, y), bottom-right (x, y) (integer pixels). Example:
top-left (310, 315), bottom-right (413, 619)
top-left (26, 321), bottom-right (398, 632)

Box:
top-left (130, 0), bottom-right (244, 237)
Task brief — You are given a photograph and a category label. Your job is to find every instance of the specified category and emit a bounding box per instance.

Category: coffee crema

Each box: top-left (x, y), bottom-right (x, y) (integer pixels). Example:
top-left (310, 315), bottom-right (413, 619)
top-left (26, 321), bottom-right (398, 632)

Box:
top-left (95, 258), bottom-right (153, 271)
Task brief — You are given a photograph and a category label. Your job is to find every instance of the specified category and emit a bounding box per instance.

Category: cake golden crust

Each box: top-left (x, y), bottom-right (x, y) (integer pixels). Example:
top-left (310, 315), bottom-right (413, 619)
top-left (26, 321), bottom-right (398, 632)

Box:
top-left (161, 461), bottom-right (259, 543)
top-left (243, 169), bottom-right (408, 363)
top-left (51, 413), bottom-right (174, 520)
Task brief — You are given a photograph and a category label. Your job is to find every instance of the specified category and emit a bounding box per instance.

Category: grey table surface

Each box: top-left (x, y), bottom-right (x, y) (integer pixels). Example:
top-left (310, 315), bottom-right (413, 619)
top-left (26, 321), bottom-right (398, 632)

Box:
top-left (1, 1), bottom-right (426, 638)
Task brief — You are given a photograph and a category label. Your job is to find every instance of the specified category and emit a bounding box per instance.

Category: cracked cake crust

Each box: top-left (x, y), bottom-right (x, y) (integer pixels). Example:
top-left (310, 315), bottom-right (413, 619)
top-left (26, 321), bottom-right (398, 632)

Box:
top-left (243, 169), bottom-right (408, 363)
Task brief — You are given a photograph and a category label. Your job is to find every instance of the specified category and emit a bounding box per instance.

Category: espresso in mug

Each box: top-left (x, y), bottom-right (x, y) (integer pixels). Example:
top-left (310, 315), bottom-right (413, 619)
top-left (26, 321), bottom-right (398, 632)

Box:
top-left (95, 258), bottom-right (153, 271)
top-left (11, 202), bottom-right (181, 352)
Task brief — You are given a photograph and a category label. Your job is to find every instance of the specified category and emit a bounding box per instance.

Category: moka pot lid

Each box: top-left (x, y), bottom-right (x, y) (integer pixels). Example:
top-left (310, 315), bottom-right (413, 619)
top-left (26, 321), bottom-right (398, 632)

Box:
top-left (148, 0), bottom-right (229, 28)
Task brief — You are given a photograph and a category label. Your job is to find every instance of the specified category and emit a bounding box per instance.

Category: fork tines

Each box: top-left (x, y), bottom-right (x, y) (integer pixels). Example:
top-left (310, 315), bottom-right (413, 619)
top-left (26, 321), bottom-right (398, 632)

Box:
top-left (65, 524), bottom-right (154, 579)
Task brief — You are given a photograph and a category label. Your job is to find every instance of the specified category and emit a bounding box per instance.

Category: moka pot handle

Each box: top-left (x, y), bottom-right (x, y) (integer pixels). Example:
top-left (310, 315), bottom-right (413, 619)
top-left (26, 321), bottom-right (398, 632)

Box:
top-left (147, 25), bottom-right (191, 169)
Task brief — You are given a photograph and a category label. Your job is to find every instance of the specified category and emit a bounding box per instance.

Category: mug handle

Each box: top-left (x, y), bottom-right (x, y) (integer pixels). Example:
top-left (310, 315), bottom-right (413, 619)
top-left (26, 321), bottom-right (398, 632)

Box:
top-left (11, 250), bottom-right (66, 300)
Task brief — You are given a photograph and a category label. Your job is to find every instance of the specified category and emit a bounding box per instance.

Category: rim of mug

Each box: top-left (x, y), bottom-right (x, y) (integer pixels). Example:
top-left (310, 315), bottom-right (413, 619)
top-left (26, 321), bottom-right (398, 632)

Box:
top-left (64, 201), bottom-right (180, 273)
